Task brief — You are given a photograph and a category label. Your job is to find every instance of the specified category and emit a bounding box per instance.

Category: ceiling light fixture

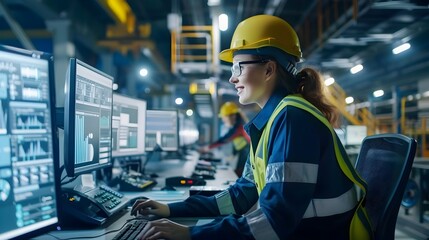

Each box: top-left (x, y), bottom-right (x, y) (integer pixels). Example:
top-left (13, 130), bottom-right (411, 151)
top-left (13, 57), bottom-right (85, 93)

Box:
top-left (175, 97), bottom-right (183, 105)
top-left (350, 64), bottom-right (363, 74)
top-left (324, 77), bottom-right (335, 86)
top-left (392, 43), bottom-right (410, 55)
top-left (373, 89), bottom-right (384, 98)
top-left (139, 68), bottom-right (148, 77)
top-left (219, 14), bottom-right (228, 31)
top-left (345, 96), bottom-right (354, 104)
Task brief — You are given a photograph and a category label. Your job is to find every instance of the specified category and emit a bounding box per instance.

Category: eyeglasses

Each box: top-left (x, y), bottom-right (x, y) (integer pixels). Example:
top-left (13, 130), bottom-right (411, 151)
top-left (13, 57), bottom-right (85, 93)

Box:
top-left (231, 59), bottom-right (270, 77)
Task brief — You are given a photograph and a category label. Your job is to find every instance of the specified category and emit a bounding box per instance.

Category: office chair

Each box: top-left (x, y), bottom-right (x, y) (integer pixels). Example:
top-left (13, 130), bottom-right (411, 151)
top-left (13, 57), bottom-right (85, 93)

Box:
top-left (354, 133), bottom-right (417, 240)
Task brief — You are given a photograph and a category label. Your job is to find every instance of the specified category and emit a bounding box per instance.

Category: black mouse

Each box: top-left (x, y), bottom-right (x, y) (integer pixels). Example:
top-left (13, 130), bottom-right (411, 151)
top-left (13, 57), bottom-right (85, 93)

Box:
top-left (161, 185), bottom-right (176, 191)
top-left (150, 173), bottom-right (159, 178)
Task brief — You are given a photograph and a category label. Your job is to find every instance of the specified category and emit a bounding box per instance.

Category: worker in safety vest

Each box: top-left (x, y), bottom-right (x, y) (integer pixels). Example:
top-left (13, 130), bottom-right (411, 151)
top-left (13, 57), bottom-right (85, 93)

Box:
top-left (199, 101), bottom-right (250, 177)
top-left (131, 15), bottom-right (372, 240)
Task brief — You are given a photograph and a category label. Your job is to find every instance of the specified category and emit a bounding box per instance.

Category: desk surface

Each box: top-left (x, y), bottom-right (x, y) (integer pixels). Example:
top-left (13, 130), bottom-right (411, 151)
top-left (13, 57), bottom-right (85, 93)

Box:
top-left (35, 150), bottom-right (237, 240)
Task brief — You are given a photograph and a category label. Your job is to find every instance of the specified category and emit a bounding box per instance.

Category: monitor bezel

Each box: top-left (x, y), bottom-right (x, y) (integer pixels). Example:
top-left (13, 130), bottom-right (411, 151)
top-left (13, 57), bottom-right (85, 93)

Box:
top-left (0, 45), bottom-right (61, 240)
top-left (145, 109), bottom-right (180, 152)
top-left (64, 58), bottom-right (113, 177)
top-left (111, 93), bottom-right (147, 157)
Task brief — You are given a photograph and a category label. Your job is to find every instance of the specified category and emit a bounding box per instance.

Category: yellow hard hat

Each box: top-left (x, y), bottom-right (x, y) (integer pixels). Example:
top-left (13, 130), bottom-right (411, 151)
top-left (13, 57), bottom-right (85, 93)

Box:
top-left (219, 15), bottom-right (302, 63)
top-left (219, 102), bottom-right (239, 117)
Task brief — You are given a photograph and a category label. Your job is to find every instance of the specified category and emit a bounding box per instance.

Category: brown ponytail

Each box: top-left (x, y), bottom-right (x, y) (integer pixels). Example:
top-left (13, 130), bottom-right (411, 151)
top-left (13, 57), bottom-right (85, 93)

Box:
top-left (276, 64), bottom-right (339, 127)
top-left (296, 68), bottom-right (339, 127)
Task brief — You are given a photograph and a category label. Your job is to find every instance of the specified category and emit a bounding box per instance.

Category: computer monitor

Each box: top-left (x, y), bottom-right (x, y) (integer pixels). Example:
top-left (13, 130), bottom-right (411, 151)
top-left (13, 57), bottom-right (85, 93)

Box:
top-left (178, 111), bottom-right (199, 147)
top-left (145, 110), bottom-right (179, 152)
top-left (0, 45), bottom-right (60, 239)
top-left (112, 94), bottom-right (146, 157)
top-left (346, 125), bottom-right (367, 146)
top-left (64, 58), bottom-right (113, 177)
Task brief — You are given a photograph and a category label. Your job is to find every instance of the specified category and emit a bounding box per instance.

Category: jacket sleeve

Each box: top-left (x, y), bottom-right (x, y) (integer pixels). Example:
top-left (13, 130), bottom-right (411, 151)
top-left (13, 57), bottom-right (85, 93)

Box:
top-left (208, 123), bottom-right (241, 149)
top-left (168, 162), bottom-right (258, 217)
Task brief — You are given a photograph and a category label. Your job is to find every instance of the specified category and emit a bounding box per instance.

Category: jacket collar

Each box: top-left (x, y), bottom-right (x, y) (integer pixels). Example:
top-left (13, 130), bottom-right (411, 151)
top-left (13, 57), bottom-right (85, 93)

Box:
top-left (244, 87), bottom-right (290, 133)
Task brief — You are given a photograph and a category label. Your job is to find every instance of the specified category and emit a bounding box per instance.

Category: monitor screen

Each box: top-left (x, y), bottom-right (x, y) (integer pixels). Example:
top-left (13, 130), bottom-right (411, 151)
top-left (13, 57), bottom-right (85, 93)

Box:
top-left (64, 58), bottom-right (113, 177)
top-left (0, 45), bottom-right (60, 239)
top-left (145, 110), bottom-right (179, 152)
top-left (112, 94), bottom-right (146, 157)
top-left (346, 125), bottom-right (367, 146)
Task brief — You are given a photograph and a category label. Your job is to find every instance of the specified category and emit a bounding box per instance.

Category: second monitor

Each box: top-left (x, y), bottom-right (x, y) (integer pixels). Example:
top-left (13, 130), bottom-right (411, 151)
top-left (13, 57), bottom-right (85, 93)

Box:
top-left (145, 110), bottom-right (179, 152)
top-left (111, 94), bottom-right (146, 158)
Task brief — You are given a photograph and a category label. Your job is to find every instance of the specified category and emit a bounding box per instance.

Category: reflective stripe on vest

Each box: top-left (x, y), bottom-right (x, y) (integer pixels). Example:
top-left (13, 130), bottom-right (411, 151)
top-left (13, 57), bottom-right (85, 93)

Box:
top-left (233, 136), bottom-right (248, 151)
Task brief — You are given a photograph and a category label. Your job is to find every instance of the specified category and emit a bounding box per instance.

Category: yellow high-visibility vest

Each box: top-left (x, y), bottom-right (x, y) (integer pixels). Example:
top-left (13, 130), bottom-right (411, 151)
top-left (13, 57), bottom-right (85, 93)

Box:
top-left (249, 94), bottom-right (373, 240)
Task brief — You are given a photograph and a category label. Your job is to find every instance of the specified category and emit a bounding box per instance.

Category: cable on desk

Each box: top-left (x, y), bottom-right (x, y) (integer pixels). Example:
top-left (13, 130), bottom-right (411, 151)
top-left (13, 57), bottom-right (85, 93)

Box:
top-left (46, 218), bottom-right (143, 240)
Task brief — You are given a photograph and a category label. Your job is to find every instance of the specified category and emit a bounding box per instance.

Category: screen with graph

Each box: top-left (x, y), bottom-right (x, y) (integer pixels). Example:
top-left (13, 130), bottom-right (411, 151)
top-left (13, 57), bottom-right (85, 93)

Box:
top-left (0, 45), bottom-right (60, 239)
top-left (112, 94), bottom-right (146, 157)
top-left (145, 110), bottom-right (179, 152)
top-left (64, 58), bottom-right (113, 177)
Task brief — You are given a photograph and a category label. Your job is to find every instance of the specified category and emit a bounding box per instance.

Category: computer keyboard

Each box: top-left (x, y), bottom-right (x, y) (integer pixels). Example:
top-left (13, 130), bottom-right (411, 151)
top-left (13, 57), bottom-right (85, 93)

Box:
top-left (113, 219), bottom-right (148, 240)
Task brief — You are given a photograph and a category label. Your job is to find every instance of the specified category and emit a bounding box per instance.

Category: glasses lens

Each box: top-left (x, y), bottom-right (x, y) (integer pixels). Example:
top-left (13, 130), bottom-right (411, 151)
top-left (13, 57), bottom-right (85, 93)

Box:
top-left (231, 63), bottom-right (240, 77)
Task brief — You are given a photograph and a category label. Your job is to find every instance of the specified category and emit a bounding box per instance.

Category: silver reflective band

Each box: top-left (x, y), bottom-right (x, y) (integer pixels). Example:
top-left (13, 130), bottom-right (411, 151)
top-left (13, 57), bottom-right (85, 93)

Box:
top-left (242, 161), bottom-right (255, 183)
top-left (215, 190), bottom-right (236, 215)
top-left (245, 208), bottom-right (280, 240)
top-left (266, 162), bottom-right (318, 184)
top-left (303, 187), bottom-right (357, 218)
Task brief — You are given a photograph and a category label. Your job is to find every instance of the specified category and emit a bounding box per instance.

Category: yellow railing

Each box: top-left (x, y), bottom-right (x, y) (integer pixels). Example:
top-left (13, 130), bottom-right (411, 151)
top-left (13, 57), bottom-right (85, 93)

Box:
top-left (325, 82), bottom-right (376, 135)
top-left (171, 25), bottom-right (214, 74)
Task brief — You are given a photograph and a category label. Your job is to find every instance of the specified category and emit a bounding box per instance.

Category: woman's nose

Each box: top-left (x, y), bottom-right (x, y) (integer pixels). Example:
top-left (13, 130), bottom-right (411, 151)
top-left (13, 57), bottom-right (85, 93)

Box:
top-left (229, 75), bottom-right (238, 84)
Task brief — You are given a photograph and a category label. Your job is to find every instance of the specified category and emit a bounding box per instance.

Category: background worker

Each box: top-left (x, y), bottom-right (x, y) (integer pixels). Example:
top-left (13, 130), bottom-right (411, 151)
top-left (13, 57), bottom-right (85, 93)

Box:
top-left (199, 101), bottom-right (250, 176)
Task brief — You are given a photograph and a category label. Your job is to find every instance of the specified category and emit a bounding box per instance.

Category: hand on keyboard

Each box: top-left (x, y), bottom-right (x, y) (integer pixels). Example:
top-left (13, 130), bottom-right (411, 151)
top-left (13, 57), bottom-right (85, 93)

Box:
top-left (138, 218), bottom-right (191, 240)
top-left (131, 199), bottom-right (170, 218)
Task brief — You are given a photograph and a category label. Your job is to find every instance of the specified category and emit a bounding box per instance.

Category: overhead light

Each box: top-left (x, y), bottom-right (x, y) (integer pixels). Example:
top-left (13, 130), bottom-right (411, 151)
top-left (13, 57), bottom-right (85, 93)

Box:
top-left (219, 14), bottom-right (228, 31)
top-left (324, 77), bottom-right (335, 86)
top-left (112, 83), bottom-right (118, 90)
top-left (350, 64), bottom-right (363, 74)
top-left (345, 96), bottom-right (354, 104)
top-left (392, 43), bottom-right (410, 55)
top-left (175, 97), bottom-right (184, 105)
top-left (207, 0), bottom-right (220, 6)
top-left (139, 68), bottom-right (148, 77)
top-left (186, 109), bottom-right (193, 116)
top-left (373, 89), bottom-right (384, 98)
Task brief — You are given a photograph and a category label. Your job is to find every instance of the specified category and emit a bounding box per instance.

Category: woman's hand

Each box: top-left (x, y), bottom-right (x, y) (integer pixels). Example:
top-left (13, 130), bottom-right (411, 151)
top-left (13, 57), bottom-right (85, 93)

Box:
top-left (131, 199), bottom-right (170, 218)
top-left (137, 218), bottom-right (191, 240)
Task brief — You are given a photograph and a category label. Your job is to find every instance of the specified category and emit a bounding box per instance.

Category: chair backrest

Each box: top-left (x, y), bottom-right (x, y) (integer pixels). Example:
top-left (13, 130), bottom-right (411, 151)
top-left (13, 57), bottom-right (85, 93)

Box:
top-left (354, 133), bottom-right (417, 240)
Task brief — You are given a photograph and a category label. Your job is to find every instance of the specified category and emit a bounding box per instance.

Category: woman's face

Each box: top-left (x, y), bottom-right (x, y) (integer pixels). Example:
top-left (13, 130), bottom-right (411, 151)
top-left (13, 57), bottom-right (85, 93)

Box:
top-left (221, 114), bottom-right (236, 127)
top-left (229, 54), bottom-right (270, 107)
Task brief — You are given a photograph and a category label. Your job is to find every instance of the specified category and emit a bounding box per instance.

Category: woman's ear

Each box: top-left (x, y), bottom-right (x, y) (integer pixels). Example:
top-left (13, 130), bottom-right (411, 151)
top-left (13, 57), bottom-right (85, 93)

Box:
top-left (265, 61), bottom-right (277, 82)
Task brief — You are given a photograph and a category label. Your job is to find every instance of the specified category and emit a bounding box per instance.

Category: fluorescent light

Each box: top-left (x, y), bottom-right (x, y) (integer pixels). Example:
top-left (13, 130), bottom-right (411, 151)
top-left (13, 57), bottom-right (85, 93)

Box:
top-left (373, 89), bottom-right (384, 98)
top-left (392, 43), bottom-right (410, 55)
top-left (139, 68), bottom-right (148, 77)
top-left (345, 96), bottom-right (354, 104)
top-left (350, 64), bottom-right (363, 74)
top-left (219, 14), bottom-right (228, 31)
top-left (324, 77), bottom-right (335, 86)
top-left (175, 97), bottom-right (184, 105)
top-left (186, 109), bottom-right (193, 116)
